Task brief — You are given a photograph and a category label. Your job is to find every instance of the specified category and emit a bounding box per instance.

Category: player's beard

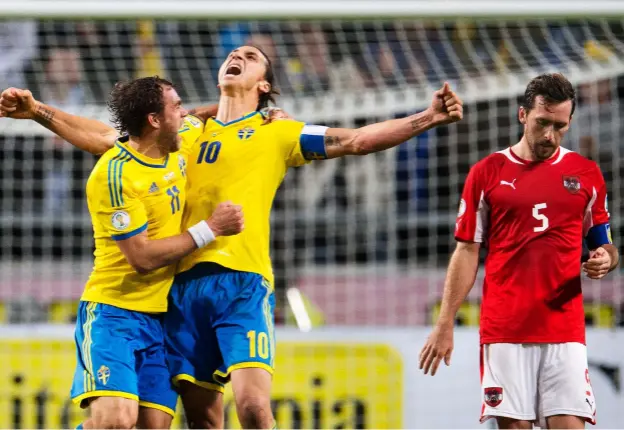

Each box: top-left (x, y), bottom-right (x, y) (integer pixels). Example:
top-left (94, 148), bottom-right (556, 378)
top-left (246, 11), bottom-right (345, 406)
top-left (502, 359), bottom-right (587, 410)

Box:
top-left (530, 139), bottom-right (557, 161)
top-left (158, 131), bottom-right (180, 154)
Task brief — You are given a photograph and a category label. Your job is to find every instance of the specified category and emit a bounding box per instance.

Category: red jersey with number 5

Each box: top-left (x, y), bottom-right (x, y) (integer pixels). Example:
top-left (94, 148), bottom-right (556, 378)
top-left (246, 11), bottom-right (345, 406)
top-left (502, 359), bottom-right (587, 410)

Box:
top-left (455, 147), bottom-right (610, 345)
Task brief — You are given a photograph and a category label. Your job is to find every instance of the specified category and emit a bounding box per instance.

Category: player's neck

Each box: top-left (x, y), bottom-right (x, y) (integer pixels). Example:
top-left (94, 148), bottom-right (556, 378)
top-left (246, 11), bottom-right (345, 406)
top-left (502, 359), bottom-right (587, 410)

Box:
top-left (215, 93), bottom-right (258, 124)
top-left (127, 136), bottom-right (168, 160)
top-left (512, 138), bottom-right (557, 162)
top-left (511, 140), bottom-right (534, 161)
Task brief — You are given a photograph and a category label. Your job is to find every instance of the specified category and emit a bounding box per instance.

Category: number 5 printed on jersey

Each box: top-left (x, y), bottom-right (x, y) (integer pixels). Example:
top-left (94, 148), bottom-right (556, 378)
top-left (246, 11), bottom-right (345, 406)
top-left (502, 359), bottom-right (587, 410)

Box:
top-left (532, 203), bottom-right (548, 232)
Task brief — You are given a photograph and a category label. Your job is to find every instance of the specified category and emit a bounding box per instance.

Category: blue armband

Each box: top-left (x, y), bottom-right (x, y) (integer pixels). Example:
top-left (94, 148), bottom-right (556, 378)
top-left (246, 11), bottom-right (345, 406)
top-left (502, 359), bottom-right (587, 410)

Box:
top-left (300, 125), bottom-right (329, 160)
top-left (586, 223), bottom-right (612, 250)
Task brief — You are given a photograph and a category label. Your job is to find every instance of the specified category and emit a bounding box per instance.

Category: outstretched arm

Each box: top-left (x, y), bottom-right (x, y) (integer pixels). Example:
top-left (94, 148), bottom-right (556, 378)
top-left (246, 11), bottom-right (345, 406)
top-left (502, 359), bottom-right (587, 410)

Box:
top-left (0, 88), bottom-right (117, 155)
top-left (0, 88), bottom-right (219, 155)
top-left (317, 83), bottom-right (463, 159)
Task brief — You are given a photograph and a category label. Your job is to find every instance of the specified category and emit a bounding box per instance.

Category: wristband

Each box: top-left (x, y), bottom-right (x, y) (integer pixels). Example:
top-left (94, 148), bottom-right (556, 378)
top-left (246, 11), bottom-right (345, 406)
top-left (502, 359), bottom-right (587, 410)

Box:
top-left (188, 221), bottom-right (216, 248)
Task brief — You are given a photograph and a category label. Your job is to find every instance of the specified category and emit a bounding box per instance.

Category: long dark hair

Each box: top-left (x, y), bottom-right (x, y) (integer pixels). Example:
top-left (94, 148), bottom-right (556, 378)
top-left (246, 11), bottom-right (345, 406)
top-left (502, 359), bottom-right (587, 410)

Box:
top-left (251, 45), bottom-right (280, 111)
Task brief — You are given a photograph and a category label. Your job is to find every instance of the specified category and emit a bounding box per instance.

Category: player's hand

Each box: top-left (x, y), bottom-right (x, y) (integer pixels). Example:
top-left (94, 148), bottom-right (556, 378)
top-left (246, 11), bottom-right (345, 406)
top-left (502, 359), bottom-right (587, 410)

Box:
top-left (207, 201), bottom-right (244, 236)
top-left (0, 88), bottom-right (38, 120)
top-left (428, 82), bottom-right (463, 126)
top-left (261, 107), bottom-right (293, 125)
top-left (582, 246), bottom-right (611, 279)
top-left (419, 323), bottom-right (454, 376)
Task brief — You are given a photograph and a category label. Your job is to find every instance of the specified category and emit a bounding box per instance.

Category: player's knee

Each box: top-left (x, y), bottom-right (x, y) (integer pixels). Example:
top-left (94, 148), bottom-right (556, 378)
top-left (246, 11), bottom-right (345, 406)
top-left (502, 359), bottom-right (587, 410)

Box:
top-left (91, 399), bottom-right (138, 429)
top-left (94, 413), bottom-right (137, 429)
top-left (137, 409), bottom-right (173, 429)
top-left (235, 394), bottom-right (272, 429)
top-left (184, 406), bottom-right (223, 430)
top-left (179, 381), bottom-right (224, 429)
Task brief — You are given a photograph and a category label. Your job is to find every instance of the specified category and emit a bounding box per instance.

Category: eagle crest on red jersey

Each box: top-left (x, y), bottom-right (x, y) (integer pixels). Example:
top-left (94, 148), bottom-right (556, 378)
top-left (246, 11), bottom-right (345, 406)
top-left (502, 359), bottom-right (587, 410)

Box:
top-left (563, 175), bottom-right (581, 194)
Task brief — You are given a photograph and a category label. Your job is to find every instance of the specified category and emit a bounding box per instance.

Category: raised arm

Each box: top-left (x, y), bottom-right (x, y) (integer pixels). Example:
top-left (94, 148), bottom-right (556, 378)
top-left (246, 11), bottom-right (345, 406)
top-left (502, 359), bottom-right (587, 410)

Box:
top-left (0, 88), bottom-right (117, 155)
top-left (321, 83), bottom-right (463, 159)
top-left (117, 201), bottom-right (244, 274)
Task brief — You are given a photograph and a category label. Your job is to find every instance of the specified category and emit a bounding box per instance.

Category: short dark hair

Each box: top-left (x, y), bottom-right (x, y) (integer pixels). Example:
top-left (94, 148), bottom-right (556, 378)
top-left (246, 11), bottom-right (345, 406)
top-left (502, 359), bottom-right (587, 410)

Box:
top-left (251, 45), bottom-right (279, 111)
top-left (522, 73), bottom-right (576, 116)
top-left (108, 76), bottom-right (174, 137)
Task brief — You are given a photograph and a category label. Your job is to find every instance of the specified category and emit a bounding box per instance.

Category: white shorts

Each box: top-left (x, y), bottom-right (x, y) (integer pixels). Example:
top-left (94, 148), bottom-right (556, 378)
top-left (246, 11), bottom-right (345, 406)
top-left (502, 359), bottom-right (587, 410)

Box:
top-left (480, 343), bottom-right (596, 425)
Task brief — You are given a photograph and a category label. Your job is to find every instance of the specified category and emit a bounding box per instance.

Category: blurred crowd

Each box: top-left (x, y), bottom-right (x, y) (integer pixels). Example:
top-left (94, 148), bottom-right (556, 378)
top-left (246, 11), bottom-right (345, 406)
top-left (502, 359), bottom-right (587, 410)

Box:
top-left (2, 19), bottom-right (624, 104)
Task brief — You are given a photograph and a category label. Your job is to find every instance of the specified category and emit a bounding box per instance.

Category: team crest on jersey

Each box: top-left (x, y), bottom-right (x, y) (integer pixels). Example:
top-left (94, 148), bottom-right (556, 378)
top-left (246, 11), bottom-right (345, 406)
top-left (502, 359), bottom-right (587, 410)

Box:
top-left (238, 126), bottom-right (255, 140)
top-left (97, 365), bottom-right (110, 385)
top-left (563, 175), bottom-right (581, 194)
top-left (178, 154), bottom-right (187, 177)
top-left (484, 387), bottom-right (503, 407)
top-left (111, 211), bottom-right (130, 231)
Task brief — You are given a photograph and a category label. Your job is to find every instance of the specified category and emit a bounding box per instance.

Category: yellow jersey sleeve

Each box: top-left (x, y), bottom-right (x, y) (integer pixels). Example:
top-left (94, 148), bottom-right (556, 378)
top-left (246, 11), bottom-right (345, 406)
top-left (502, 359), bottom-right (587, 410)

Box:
top-left (93, 160), bottom-right (148, 241)
top-left (178, 114), bottom-right (205, 156)
top-left (274, 120), bottom-right (329, 167)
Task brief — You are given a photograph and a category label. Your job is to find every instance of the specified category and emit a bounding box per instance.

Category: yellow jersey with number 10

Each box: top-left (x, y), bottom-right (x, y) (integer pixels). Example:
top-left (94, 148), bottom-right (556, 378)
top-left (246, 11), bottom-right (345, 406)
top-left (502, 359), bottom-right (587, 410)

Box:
top-left (178, 112), bottom-right (327, 285)
top-left (81, 115), bottom-right (203, 313)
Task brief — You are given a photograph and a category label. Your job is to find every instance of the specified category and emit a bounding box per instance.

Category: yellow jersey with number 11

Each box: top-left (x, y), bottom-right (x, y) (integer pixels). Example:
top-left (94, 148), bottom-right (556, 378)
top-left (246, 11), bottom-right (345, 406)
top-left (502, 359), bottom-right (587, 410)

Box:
top-left (81, 115), bottom-right (203, 313)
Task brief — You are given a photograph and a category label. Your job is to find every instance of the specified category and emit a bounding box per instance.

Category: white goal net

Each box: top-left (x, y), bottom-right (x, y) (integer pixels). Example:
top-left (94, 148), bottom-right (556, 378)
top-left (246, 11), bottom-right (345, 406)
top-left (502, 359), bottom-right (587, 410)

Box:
top-left (0, 4), bottom-right (623, 428)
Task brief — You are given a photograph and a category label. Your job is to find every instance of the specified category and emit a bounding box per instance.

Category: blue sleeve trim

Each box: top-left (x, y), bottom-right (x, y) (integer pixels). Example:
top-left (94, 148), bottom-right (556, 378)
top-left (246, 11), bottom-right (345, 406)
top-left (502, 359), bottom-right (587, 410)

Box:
top-left (300, 125), bottom-right (329, 160)
top-left (586, 223), bottom-right (612, 249)
top-left (111, 222), bottom-right (148, 241)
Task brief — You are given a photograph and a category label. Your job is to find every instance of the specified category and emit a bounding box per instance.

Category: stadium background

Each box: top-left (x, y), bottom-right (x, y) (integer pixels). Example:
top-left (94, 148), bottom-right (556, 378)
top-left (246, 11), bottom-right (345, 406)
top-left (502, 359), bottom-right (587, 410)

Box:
top-left (0, 0), bottom-right (623, 428)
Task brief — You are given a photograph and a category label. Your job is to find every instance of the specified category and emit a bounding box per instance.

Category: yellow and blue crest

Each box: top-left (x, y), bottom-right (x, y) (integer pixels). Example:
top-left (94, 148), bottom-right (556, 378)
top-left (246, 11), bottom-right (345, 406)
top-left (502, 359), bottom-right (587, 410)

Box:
top-left (97, 365), bottom-right (111, 385)
top-left (238, 126), bottom-right (255, 140)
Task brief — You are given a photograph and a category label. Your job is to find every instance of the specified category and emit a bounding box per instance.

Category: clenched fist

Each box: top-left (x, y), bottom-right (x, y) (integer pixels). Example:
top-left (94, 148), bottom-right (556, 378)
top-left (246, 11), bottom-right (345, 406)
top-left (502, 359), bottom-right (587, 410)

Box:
top-left (0, 88), bottom-right (38, 120)
top-left (428, 82), bottom-right (463, 126)
top-left (207, 201), bottom-right (244, 237)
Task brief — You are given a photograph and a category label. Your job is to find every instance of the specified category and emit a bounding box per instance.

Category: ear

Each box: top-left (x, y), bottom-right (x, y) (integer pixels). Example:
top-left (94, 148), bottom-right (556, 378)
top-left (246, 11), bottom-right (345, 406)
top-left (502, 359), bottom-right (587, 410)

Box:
top-left (518, 106), bottom-right (527, 125)
top-left (147, 112), bottom-right (160, 130)
top-left (257, 80), bottom-right (271, 96)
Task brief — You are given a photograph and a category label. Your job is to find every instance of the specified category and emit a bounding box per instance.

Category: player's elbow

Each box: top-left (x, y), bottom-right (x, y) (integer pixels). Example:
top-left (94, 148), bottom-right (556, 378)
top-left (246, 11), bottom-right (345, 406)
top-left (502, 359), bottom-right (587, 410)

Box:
top-left (129, 261), bottom-right (153, 275)
top-left (132, 263), bottom-right (152, 275)
top-left (126, 255), bottom-right (156, 275)
top-left (455, 240), bottom-right (481, 256)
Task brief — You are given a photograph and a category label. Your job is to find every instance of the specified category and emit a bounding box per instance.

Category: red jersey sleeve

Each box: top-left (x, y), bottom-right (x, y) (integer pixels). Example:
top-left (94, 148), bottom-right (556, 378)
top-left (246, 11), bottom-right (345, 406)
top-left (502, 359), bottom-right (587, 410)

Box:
top-left (455, 161), bottom-right (489, 243)
top-left (583, 164), bottom-right (612, 248)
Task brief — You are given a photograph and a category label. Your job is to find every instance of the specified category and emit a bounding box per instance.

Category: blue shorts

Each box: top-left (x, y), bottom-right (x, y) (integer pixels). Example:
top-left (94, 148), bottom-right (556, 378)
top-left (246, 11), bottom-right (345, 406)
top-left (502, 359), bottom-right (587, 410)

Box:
top-left (165, 263), bottom-right (276, 392)
top-left (70, 301), bottom-right (178, 416)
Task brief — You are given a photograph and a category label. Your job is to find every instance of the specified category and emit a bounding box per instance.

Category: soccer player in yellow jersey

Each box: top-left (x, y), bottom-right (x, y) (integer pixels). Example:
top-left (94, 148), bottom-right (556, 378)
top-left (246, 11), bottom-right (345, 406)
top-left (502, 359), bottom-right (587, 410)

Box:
top-left (0, 78), bottom-right (244, 429)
